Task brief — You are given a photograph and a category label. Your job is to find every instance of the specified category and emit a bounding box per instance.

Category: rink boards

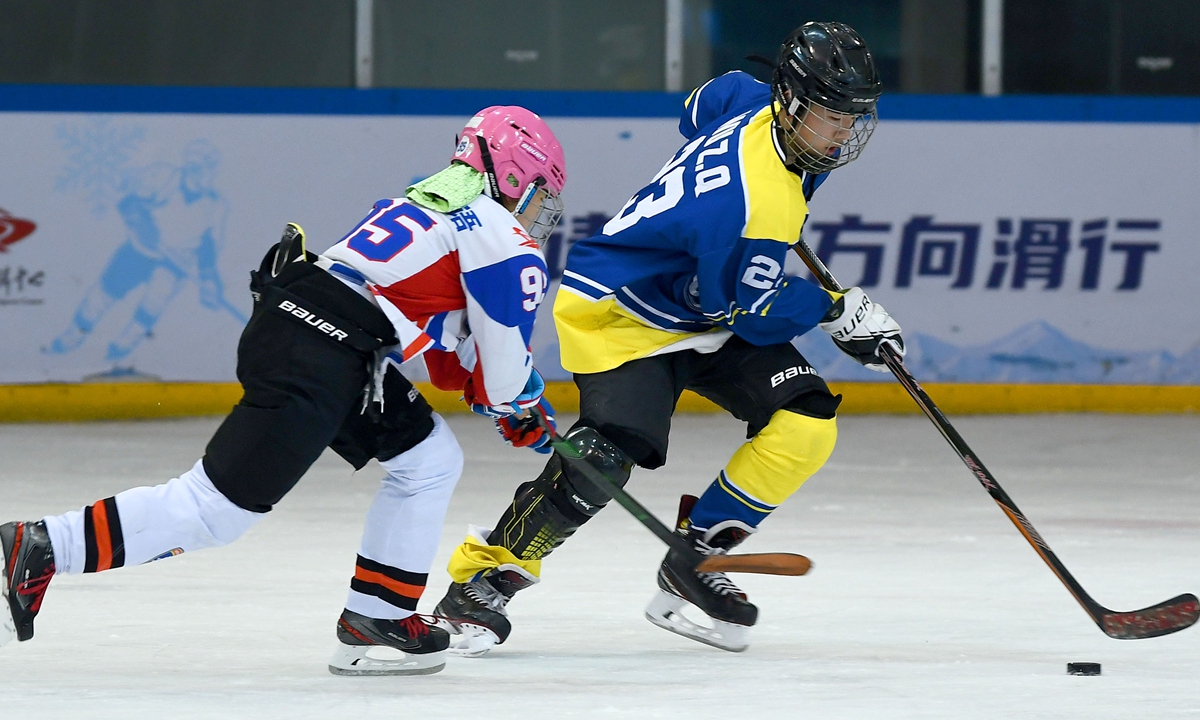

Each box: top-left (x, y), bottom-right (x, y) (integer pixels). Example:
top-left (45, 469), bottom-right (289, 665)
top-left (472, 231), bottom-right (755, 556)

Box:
top-left (2, 380), bottom-right (1198, 422)
top-left (1, 86), bottom-right (1199, 418)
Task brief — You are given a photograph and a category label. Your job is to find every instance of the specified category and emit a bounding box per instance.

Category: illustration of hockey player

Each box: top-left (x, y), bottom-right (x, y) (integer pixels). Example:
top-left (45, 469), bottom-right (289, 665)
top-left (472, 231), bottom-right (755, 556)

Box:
top-left (3, 106), bottom-right (567, 677)
top-left (45, 138), bottom-right (242, 363)
top-left (433, 23), bottom-right (905, 655)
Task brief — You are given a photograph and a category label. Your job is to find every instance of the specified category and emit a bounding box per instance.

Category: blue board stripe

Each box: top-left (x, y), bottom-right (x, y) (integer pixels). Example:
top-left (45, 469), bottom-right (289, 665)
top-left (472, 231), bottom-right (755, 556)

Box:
top-left (878, 93), bottom-right (1200, 123)
top-left (3, 84), bottom-right (1200, 123)
top-left (0, 84), bottom-right (687, 118)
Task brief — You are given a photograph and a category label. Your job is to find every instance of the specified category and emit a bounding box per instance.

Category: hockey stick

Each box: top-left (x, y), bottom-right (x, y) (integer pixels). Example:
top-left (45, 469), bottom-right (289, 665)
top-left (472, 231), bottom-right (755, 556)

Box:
top-left (792, 240), bottom-right (1198, 639)
top-left (532, 409), bottom-right (811, 576)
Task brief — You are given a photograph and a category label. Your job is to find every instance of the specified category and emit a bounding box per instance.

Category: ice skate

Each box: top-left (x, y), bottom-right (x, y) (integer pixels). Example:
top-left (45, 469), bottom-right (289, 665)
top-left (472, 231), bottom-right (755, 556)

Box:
top-left (1, 521), bottom-right (57, 648)
top-left (328, 610), bottom-right (449, 676)
top-left (645, 499), bottom-right (758, 652)
top-left (433, 564), bottom-right (536, 657)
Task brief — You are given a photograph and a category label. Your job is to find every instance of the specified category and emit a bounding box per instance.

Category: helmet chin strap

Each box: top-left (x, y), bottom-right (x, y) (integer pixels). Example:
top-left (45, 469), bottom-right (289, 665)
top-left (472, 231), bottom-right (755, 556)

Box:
top-left (476, 133), bottom-right (503, 201)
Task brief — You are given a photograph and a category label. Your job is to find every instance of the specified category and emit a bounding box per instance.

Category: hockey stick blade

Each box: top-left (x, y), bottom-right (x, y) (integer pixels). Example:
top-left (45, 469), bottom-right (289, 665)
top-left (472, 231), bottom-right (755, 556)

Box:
top-left (696, 552), bottom-right (811, 576)
top-left (791, 241), bottom-right (1197, 640)
top-left (537, 413), bottom-right (811, 577)
top-left (1097, 593), bottom-right (1199, 640)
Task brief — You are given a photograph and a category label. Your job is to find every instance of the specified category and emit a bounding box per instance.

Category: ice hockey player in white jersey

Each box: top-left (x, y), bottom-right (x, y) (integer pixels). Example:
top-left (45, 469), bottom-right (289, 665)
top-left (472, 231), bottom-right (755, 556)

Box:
top-left (0, 105), bottom-right (566, 676)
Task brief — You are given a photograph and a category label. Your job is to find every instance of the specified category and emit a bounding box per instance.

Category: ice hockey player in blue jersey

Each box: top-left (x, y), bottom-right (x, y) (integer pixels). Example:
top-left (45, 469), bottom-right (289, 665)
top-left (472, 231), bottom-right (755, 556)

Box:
top-left (434, 22), bottom-right (906, 654)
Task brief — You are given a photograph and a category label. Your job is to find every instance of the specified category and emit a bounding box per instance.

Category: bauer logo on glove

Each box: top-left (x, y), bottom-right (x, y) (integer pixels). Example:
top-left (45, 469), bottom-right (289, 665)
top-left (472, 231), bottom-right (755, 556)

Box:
top-left (818, 287), bottom-right (905, 371)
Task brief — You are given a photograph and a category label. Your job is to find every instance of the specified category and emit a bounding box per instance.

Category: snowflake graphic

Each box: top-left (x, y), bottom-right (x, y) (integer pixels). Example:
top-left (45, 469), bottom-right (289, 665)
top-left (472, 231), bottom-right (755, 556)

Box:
top-left (55, 118), bottom-right (145, 218)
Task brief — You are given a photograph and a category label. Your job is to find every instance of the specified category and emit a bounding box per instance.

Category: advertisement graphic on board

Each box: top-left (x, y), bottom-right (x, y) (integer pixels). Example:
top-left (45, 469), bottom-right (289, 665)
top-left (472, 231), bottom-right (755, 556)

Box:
top-left (0, 110), bottom-right (1196, 385)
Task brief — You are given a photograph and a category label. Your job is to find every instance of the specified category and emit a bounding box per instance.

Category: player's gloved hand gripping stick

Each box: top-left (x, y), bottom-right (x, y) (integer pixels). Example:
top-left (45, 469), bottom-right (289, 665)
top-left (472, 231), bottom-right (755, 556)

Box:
top-left (794, 239), bottom-right (1199, 640)
top-left (531, 408), bottom-right (811, 577)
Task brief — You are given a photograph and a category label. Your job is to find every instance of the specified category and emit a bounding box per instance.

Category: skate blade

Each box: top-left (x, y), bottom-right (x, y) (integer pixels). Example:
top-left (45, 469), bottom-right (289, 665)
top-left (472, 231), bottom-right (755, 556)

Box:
top-left (327, 643), bottom-right (446, 676)
top-left (1, 572), bottom-right (15, 648)
top-left (644, 590), bottom-right (750, 653)
top-left (433, 617), bottom-right (500, 658)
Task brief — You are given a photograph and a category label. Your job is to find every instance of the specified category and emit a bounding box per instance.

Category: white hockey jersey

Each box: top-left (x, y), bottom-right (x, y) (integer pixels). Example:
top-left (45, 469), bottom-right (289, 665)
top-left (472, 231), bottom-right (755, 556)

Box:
top-left (321, 194), bottom-right (549, 407)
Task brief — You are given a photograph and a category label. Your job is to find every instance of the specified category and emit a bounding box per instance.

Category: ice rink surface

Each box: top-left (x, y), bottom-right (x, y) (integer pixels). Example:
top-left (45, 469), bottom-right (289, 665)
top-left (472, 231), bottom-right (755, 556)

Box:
top-left (2, 412), bottom-right (1199, 719)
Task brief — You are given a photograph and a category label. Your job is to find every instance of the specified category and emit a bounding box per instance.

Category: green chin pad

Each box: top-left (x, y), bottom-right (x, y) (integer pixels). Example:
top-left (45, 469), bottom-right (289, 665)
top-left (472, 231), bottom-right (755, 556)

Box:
top-left (405, 163), bottom-right (487, 213)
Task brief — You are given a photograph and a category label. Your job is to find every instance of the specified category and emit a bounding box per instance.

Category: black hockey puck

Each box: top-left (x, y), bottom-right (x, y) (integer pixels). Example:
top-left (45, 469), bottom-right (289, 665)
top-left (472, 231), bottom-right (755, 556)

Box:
top-left (1067, 662), bottom-right (1101, 676)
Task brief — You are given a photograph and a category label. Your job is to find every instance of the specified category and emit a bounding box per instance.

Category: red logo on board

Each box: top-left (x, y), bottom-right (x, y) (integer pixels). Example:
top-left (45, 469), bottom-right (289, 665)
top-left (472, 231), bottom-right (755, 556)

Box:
top-left (0, 209), bottom-right (37, 252)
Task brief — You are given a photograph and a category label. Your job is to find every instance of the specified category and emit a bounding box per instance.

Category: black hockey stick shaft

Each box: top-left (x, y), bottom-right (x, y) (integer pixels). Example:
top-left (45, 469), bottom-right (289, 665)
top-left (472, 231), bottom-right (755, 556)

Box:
top-left (793, 240), bottom-right (1197, 639)
top-left (531, 409), bottom-right (810, 576)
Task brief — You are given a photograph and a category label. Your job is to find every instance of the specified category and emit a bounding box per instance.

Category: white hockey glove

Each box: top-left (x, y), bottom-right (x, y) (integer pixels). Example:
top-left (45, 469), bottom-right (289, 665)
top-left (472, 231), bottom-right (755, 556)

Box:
top-left (818, 287), bottom-right (905, 372)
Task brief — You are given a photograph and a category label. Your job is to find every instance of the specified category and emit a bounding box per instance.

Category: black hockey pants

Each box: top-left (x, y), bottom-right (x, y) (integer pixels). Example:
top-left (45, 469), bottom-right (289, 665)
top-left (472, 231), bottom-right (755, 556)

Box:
top-left (202, 247), bottom-right (435, 514)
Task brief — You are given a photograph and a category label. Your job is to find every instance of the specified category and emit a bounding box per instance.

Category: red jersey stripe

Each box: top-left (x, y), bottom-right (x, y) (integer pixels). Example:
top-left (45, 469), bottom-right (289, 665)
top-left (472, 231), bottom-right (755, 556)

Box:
top-left (377, 251), bottom-right (464, 324)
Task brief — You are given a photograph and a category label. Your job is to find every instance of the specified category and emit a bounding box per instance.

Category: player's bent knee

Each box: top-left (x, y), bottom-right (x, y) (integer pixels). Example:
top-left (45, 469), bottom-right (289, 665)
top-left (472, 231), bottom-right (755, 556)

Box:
top-left (724, 410), bottom-right (838, 506)
top-left (182, 460), bottom-right (264, 547)
top-left (556, 426), bottom-right (634, 516)
top-left (378, 414), bottom-right (463, 493)
top-left (781, 387), bottom-right (842, 421)
top-left (203, 399), bottom-right (333, 513)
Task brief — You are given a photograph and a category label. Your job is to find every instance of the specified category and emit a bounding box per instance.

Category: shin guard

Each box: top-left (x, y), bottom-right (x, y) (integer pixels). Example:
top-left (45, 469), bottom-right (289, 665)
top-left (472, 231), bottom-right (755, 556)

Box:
top-left (447, 428), bottom-right (633, 580)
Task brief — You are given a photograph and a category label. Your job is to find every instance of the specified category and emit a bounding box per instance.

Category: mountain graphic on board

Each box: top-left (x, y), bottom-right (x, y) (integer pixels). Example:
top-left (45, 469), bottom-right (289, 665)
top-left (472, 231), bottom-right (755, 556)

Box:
top-left (793, 320), bottom-right (1197, 384)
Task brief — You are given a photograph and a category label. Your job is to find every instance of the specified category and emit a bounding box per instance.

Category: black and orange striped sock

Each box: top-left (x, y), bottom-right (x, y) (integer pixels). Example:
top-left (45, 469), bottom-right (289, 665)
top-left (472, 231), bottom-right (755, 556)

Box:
top-left (82, 497), bottom-right (126, 573)
top-left (350, 555), bottom-right (427, 612)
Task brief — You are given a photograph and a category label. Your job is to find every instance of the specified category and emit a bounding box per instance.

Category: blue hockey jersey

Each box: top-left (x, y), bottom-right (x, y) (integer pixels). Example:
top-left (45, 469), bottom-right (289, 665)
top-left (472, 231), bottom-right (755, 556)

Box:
top-left (554, 71), bottom-right (837, 374)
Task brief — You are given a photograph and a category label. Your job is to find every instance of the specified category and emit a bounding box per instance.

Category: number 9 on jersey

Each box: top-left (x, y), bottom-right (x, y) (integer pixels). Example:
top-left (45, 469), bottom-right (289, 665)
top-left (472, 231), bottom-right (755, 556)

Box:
top-left (520, 266), bottom-right (548, 311)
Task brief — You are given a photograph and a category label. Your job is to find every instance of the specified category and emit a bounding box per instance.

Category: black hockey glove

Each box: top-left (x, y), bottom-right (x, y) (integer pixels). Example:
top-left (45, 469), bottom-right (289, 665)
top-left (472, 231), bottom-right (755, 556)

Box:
top-left (818, 287), bottom-right (905, 372)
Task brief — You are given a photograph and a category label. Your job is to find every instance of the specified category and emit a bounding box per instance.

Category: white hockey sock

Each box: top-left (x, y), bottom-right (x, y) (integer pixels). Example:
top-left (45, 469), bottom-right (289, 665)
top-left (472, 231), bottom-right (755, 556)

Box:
top-left (43, 459), bottom-right (264, 575)
top-left (344, 413), bottom-right (463, 619)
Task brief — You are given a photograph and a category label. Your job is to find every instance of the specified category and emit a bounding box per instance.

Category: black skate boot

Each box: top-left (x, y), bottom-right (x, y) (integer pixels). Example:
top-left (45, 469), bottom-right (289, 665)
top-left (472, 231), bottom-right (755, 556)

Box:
top-left (434, 564), bottom-right (538, 657)
top-left (328, 609), bottom-right (450, 676)
top-left (645, 495), bottom-right (758, 652)
top-left (1, 520), bottom-right (56, 647)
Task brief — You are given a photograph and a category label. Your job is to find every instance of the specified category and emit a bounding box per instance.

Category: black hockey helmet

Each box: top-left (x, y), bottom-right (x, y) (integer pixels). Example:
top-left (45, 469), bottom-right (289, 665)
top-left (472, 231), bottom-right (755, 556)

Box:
top-left (770, 22), bottom-right (882, 175)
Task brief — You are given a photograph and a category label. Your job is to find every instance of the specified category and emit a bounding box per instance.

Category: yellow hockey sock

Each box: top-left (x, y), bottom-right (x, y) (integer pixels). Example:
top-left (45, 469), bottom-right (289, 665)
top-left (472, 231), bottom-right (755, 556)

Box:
top-left (446, 525), bottom-right (542, 584)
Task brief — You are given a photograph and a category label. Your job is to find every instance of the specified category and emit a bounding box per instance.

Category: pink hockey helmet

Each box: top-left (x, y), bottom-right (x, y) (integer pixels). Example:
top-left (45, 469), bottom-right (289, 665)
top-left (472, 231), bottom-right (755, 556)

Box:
top-left (453, 106), bottom-right (566, 243)
top-left (453, 106), bottom-right (566, 198)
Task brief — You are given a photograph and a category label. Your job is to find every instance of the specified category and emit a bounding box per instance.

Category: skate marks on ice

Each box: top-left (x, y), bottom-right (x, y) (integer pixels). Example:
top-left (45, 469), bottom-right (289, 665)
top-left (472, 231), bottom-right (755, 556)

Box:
top-left (0, 415), bottom-right (1197, 718)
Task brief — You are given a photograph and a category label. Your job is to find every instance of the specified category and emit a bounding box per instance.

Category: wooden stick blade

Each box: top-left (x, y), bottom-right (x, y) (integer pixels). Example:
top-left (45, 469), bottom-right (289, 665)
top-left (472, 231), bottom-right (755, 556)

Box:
top-left (696, 552), bottom-right (811, 576)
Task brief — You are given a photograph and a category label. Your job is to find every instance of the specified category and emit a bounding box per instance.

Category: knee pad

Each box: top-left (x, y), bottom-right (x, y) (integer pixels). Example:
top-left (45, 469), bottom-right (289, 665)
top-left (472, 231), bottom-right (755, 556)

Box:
top-left (483, 427), bottom-right (633, 563)
top-left (377, 414), bottom-right (462, 494)
top-left (556, 426), bottom-right (634, 515)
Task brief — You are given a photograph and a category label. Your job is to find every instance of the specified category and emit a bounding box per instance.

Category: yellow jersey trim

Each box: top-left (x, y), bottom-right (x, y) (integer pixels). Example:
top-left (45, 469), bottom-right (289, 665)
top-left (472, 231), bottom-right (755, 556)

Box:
top-left (740, 105), bottom-right (809, 243)
top-left (553, 290), bottom-right (727, 374)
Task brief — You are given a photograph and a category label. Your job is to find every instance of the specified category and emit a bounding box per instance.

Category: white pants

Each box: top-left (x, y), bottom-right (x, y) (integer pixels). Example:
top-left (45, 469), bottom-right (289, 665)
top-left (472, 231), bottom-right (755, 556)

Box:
top-left (43, 414), bottom-right (463, 621)
top-left (344, 413), bottom-right (463, 619)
